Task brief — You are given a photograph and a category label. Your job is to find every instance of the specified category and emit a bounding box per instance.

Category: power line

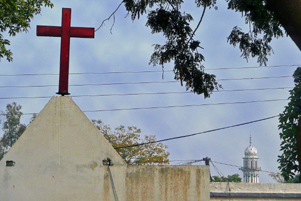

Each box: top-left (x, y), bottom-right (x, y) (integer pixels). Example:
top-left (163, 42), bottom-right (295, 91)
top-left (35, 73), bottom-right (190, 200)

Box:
top-left (182, 159), bottom-right (276, 174)
top-left (0, 81), bottom-right (177, 88)
top-left (84, 99), bottom-right (287, 113)
top-left (0, 87), bottom-right (292, 100)
top-left (124, 158), bottom-right (277, 174)
top-left (210, 160), bottom-right (225, 178)
top-left (211, 160), bottom-right (276, 174)
top-left (208, 64), bottom-right (299, 71)
top-left (95, 158), bottom-right (275, 175)
top-left (114, 115), bottom-right (279, 149)
top-left (6, 99), bottom-right (288, 116)
top-left (0, 76), bottom-right (293, 88)
top-left (0, 64), bottom-right (298, 77)
top-left (216, 87), bottom-right (292, 92)
top-left (218, 75), bottom-right (291, 81)
top-left (0, 71), bottom-right (165, 77)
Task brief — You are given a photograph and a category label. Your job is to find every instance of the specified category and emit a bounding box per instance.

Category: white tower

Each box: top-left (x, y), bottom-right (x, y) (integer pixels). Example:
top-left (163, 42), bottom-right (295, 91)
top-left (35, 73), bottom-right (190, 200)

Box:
top-left (241, 136), bottom-right (261, 183)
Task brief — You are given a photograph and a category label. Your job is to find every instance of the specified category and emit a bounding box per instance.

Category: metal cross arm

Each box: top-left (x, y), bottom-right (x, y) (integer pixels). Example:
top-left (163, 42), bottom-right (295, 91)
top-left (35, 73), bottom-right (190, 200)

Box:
top-left (37, 8), bottom-right (95, 96)
top-left (37, 26), bottom-right (94, 38)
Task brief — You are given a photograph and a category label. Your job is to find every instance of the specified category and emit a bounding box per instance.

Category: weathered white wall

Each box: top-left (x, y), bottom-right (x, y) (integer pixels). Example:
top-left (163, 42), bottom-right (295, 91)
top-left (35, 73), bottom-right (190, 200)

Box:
top-left (0, 96), bottom-right (210, 201)
top-left (125, 165), bottom-right (210, 200)
top-left (211, 182), bottom-right (301, 200)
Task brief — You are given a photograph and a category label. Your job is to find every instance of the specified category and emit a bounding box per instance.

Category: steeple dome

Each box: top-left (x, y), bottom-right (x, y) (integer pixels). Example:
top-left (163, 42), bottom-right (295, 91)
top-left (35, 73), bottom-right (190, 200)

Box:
top-left (244, 145), bottom-right (257, 156)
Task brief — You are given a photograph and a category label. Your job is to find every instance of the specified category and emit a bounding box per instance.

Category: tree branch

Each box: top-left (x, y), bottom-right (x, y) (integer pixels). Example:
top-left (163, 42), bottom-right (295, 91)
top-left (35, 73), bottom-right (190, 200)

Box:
top-left (165, 0), bottom-right (177, 11)
top-left (188, 5), bottom-right (206, 44)
top-left (95, 1), bottom-right (124, 32)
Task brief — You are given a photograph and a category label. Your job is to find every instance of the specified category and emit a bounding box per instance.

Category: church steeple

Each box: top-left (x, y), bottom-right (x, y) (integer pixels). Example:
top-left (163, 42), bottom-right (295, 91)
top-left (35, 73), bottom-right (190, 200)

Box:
top-left (241, 136), bottom-right (261, 183)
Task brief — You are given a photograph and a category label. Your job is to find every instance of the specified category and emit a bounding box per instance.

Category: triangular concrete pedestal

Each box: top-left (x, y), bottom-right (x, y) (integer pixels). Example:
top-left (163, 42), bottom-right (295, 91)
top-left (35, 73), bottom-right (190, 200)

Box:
top-left (0, 96), bottom-right (210, 201)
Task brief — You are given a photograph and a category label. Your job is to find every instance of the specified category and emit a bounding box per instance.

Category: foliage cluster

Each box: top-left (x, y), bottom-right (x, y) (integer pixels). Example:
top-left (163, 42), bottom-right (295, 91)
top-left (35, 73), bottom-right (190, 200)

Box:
top-left (270, 172), bottom-right (300, 183)
top-left (0, 0), bottom-right (53, 61)
top-left (227, 0), bottom-right (283, 65)
top-left (92, 119), bottom-right (170, 165)
top-left (124, 0), bottom-right (221, 97)
top-left (121, 0), bottom-right (285, 97)
top-left (278, 67), bottom-right (301, 182)
top-left (211, 173), bottom-right (242, 182)
top-left (0, 102), bottom-right (26, 160)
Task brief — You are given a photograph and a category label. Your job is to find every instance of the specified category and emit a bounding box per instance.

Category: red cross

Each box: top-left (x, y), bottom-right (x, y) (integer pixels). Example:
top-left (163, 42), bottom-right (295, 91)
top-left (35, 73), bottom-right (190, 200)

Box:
top-left (37, 8), bottom-right (94, 95)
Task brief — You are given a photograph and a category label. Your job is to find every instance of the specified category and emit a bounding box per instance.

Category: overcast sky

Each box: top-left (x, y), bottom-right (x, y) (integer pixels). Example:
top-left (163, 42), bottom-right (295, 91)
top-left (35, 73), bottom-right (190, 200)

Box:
top-left (1, 0), bottom-right (300, 182)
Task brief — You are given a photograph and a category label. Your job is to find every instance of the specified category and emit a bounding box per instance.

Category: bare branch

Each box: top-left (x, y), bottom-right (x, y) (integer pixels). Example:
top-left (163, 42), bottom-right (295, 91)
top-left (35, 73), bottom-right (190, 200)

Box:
top-left (188, 5), bottom-right (207, 44)
top-left (95, 1), bottom-right (124, 32)
top-left (110, 15), bottom-right (116, 34)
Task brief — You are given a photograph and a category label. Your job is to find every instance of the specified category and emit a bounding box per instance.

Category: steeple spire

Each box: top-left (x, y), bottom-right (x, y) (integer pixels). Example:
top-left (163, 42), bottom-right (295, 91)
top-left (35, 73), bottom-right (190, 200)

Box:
top-left (249, 134), bottom-right (252, 146)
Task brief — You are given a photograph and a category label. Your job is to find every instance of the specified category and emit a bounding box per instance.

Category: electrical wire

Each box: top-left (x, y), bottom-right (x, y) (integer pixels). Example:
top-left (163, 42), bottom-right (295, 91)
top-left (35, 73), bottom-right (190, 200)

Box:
top-left (218, 75), bottom-right (291, 81)
top-left (0, 81), bottom-right (177, 88)
top-left (184, 159), bottom-right (204, 165)
top-left (217, 87), bottom-right (292, 92)
top-left (84, 99), bottom-right (287, 113)
top-left (0, 75), bottom-right (293, 89)
top-left (3, 99), bottom-right (287, 116)
top-left (177, 159), bottom-right (276, 174)
top-left (0, 71), bottom-right (165, 77)
top-left (0, 64), bottom-right (298, 77)
top-left (211, 160), bottom-right (276, 174)
top-left (114, 115), bottom-right (279, 149)
top-left (208, 64), bottom-right (300, 71)
top-left (0, 87), bottom-right (292, 100)
top-left (210, 160), bottom-right (225, 178)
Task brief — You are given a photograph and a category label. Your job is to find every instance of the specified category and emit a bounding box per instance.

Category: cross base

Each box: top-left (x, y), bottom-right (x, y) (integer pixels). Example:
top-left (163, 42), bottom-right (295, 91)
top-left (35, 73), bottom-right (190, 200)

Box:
top-left (56, 92), bottom-right (71, 96)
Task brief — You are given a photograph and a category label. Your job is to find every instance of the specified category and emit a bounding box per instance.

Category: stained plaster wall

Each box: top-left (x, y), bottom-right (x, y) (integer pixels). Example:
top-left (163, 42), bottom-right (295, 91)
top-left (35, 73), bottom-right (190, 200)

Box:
top-left (125, 165), bottom-right (210, 200)
top-left (210, 182), bottom-right (301, 200)
top-left (0, 96), bottom-right (210, 201)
